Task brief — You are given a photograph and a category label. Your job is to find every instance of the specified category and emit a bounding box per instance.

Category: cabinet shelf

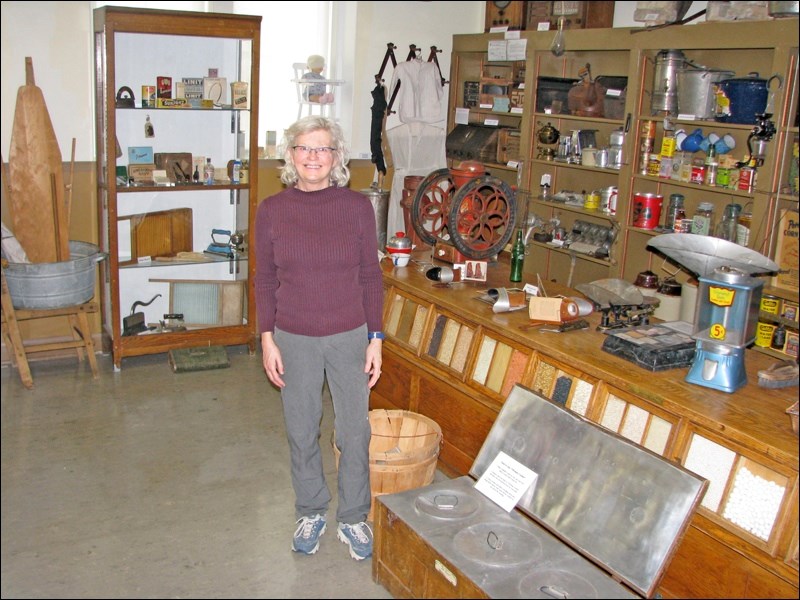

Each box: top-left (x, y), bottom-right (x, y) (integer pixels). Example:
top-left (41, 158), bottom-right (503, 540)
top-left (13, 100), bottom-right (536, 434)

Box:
top-left (466, 107), bottom-right (523, 117)
top-left (116, 184), bottom-right (249, 193)
top-left (533, 158), bottom-right (622, 175)
top-left (631, 174), bottom-right (755, 199)
top-left (636, 114), bottom-right (759, 133)
top-left (531, 197), bottom-right (618, 222)
top-left (118, 106), bottom-right (250, 113)
top-left (529, 240), bottom-right (614, 266)
top-left (533, 111), bottom-right (625, 127)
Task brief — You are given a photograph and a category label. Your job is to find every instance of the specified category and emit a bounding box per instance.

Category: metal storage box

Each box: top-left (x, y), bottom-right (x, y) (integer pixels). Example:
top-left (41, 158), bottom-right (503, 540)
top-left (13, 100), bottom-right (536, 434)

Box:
top-left (373, 385), bottom-right (707, 598)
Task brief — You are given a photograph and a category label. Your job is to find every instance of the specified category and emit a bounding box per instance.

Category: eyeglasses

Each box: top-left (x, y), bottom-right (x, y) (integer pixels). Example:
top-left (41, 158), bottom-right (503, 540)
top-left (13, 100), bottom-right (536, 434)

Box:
top-left (291, 145), bottom-right (335, 156)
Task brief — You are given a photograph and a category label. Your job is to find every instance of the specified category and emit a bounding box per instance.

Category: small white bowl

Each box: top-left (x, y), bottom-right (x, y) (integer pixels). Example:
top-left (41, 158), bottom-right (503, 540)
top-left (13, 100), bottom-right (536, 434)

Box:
top-left (392, 254), bottom-right (411, 267)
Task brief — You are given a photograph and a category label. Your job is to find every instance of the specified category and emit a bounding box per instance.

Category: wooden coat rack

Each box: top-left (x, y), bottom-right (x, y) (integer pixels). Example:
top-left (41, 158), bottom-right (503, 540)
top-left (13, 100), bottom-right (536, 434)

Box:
top-left (375, 43), bottom-right (448, 116)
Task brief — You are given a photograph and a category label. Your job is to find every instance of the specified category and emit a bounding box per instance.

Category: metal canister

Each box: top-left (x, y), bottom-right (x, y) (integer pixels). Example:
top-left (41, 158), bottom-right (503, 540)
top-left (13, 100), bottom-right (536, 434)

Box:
top-left (584, 191), bottom-right (600, 210)
top-left (596, 148), bottom-right (609, 168)
top-left (632, 192), bottom-right (663, 229)
top-left (755, 321), bottom-right (776, 347)
top-left (600, 186), bottom-right (618, 215)
top-left (651, 49), bottom-right (686, 115)
top-left (760, 294), bottom-right (781, 315)
top-left (738, 167), bottom-right (756, 192)
top-left (647, 153), bottom-right (661, 176)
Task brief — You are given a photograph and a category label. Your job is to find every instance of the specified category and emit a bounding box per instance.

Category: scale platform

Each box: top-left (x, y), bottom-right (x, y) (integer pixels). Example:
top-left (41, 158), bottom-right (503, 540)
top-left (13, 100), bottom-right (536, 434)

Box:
top-left (602, 323), bottom-right (696, 371)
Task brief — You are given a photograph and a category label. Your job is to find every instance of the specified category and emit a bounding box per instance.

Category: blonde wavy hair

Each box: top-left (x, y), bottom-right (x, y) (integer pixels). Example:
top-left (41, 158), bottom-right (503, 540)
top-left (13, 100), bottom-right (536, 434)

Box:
top-left (278, 116), bottom-right (350, 187)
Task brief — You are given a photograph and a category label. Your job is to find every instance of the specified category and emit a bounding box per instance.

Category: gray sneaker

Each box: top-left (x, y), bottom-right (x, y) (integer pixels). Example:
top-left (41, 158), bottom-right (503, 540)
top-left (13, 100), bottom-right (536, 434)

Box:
top-left (292, 514), bottom-right (326, 555)
top-left (337, 521), bottom-right (373, 561)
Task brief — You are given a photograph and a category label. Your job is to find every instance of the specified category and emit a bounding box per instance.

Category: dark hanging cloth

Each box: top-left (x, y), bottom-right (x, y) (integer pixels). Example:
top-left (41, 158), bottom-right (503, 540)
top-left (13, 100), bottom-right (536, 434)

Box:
top-left (370, 82), bottom-right (388, 175)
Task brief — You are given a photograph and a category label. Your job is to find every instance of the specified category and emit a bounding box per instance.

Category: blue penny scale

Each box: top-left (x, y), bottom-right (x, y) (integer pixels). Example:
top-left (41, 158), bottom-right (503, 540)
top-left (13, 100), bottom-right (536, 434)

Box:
top-left (647, 234), bottom-right (779, 393)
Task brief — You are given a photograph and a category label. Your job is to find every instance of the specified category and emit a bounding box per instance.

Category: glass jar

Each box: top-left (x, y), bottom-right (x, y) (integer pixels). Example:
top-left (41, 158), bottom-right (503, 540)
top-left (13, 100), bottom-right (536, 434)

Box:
top-left (715, 203), bottom-right (742, 242)
top-left (663, 193), bottom-right (685, 231)
top-left (692, 202), bottom-right (715, 236)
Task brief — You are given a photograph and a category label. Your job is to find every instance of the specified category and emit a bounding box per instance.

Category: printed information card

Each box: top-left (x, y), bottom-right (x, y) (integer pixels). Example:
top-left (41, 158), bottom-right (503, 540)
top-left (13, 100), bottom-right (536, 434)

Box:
top-left (474, 450), bottom-right (538, 512)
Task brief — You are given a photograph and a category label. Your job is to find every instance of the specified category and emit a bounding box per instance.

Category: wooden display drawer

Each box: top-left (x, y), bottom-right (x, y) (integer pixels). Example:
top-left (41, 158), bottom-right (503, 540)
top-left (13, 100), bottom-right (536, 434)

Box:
top-left (118, 207), bottom-right (193, 266)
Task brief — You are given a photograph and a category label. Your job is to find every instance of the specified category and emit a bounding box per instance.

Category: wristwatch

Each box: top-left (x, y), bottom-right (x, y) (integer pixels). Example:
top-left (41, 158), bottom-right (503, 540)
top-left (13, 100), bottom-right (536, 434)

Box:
top-left (368, 331), bottom-right (385, 340)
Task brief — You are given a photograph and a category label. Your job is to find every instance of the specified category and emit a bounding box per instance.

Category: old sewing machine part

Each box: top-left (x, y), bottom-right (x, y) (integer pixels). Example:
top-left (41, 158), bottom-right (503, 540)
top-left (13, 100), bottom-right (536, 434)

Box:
top-left (375, 385), bottom-right (707, 599)
top-left (647, 234), bottom-right (779, 393)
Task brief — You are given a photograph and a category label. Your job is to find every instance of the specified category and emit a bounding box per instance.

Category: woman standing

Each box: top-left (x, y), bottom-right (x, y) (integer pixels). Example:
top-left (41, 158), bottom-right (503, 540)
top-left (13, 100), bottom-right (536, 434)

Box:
top-left (254, 116), bottom-right (384, 561)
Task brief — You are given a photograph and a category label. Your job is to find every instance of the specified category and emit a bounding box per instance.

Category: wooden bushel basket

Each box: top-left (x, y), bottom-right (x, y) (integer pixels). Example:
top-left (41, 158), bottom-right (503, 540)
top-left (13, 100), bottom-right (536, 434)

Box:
top-left (333, 409), bottom-right (442, 521)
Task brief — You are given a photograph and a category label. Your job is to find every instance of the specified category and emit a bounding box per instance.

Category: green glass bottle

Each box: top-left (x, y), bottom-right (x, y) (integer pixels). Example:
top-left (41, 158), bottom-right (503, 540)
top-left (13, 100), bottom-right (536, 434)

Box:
top-left (510, 229), bottom-right (525, 282)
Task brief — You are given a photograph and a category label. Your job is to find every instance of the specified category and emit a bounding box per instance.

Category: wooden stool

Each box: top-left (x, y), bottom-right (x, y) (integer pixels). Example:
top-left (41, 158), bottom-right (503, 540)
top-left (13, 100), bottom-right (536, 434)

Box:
top-left (1, 267), bottom-right (99, 389)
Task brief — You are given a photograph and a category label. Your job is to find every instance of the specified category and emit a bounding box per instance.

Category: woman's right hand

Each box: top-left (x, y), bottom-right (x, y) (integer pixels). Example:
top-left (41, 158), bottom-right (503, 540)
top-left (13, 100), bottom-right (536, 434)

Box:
top-left (261, 332), bottom-right (285, 388)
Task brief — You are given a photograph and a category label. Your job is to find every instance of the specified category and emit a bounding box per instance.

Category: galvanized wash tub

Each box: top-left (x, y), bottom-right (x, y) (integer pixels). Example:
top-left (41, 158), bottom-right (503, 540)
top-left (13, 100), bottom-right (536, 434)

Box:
top-left (4, 241), bottom-right (106, 309)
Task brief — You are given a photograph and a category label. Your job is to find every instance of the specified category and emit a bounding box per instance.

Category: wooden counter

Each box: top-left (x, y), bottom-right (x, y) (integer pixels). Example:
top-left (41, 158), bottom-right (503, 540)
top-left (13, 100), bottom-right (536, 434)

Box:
top-left (372, 253), bottom-right (799, 598)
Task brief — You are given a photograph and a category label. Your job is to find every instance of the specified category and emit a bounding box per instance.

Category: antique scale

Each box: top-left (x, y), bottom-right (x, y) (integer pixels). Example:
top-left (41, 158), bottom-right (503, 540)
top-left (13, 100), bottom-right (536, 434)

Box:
top-left (648, 234), bottom-right (779, 393)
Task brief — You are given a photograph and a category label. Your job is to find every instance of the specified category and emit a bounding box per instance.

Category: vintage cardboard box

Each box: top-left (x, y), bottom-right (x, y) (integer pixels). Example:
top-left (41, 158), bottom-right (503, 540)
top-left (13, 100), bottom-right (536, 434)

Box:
top-left (772, 209), bottom-right (799, 293)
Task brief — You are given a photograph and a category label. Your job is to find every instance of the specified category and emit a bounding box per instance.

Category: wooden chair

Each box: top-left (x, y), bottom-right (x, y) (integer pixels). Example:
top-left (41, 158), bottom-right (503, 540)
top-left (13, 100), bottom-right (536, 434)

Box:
top-left (1, 265), bottom-right (99, 389)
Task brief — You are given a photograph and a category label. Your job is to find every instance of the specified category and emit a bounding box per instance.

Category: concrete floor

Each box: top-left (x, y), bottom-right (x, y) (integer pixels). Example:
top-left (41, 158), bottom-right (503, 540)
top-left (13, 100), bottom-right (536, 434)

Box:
top-left (1, 345), bottom-right (396, 599)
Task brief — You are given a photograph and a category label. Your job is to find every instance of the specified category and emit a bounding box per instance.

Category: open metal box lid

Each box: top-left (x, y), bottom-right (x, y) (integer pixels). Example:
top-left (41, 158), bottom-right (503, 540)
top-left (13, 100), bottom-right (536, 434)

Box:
top-left (470, 385), bottom-right (707, 598)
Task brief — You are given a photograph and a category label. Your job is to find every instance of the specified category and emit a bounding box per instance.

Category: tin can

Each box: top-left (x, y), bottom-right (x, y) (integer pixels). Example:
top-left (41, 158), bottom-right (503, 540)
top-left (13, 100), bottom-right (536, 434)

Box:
top-left (690, 164), bottom-right (706, 184)
top-left (142, 85), bottom-right (156, 107)
top-left (716, 167), bottom-right (730, 187)
top-left (760, 294), bottom-right (781, 315)
top-left (584, 191), bottom-right (600, 210)
top-left (647, 154), bottom-right (661, 177)
top-left (600, 186), bottom-right (618, 215)
top-left (596, 148), bottom-right (609, 169)
top-left (754, 321), bottom-right (776, 347)
top-left (632, 192), bottom-right (663, 229)
top-left (786, 331), bottom-right (799, 358)
top-left (782, 300), bottom-right (798, 322)
top-left (641, 120), bottom-right (657, 145)
top-left (738, 167), bottom-right (756, 192)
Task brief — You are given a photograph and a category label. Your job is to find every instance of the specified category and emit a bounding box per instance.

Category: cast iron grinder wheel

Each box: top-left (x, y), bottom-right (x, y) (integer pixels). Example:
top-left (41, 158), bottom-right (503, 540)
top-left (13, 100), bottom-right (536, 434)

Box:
top-left (448, 176), bottom-right (516, 260)
top-left (410, 168), bottom-right (456, 246)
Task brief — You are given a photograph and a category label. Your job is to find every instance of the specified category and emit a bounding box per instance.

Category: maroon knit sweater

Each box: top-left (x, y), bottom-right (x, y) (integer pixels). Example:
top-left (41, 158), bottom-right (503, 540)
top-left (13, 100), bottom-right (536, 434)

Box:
top-left (253, 185), bottom-right (384, 337)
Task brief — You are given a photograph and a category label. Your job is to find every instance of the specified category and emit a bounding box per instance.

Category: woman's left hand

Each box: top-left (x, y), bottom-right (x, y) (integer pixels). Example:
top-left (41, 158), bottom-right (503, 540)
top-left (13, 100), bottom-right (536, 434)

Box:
top-left (365, 339), bottom-right (383, 389)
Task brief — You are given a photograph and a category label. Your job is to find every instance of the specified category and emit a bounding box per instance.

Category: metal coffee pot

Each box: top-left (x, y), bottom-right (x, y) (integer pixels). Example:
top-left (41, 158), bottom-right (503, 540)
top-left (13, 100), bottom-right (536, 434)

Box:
top-left (537, 122), bottom-right (560, 145)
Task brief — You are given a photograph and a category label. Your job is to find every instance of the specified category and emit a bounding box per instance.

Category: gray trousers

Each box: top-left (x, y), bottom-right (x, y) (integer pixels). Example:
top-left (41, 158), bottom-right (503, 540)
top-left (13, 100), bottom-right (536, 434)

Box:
top-left (275, 325), bottom-right (372, 524)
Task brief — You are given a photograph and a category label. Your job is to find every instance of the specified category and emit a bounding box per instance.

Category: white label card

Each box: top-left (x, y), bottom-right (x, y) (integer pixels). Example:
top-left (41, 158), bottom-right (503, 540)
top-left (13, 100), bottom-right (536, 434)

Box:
top-left (474, 450), bottom-right (538, 512)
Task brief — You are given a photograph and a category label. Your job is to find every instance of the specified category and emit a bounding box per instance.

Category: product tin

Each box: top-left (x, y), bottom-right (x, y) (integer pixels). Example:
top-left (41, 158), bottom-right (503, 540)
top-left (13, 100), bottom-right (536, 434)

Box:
top-left (141, 85), bottom-right (156, 107)
top-left (760, 294), bottom-right (781, 315)
top-left (755, 321), bottom-right (776, 347)
top-left (584, 191), bottom-right (600, 210)
top-left (632, 192), bottom-right (663, 230)
top-left (738, 167), bottom-right (756, 191)
top-left (782, 300), bottom-right (798, 322)
top-left (690, 165), bottom-right (706, 184)
top-left (785, 331), bottom-right (799, 358)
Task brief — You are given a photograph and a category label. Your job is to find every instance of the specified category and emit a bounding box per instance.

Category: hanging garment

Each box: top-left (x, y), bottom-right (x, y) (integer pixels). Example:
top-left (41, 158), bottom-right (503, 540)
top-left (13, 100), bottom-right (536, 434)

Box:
top-left (385, 121), bottom-right (447, 238)
top-left (390, 60), bottom-right (444, 124)
top-left (370, 83), bottom-right (388, 175)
